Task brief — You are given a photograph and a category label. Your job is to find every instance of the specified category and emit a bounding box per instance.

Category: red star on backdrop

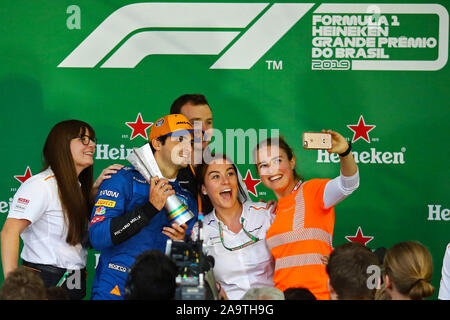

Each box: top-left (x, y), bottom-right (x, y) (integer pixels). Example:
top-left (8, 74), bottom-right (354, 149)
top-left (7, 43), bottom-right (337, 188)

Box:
top-left (345, 226), bottom-right (374, 246)
top-left (125, 112), bottom-right (153, 140)
top-left (347, 115), bottom-right (376, 143)
top-left (243, 169), bottom-right (261, 197)
top-left (14, 166), bottom-right (33, 184)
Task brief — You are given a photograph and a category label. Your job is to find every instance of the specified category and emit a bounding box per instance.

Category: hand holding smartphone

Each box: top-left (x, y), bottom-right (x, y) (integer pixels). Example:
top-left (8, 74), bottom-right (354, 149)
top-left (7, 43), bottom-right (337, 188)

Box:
top-left (302, 132), bottom-right (332, 150)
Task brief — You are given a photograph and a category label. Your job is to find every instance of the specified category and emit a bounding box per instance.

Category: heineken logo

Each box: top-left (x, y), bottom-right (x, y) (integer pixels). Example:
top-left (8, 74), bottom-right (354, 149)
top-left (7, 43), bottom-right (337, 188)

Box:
top-left (427, 205), bottom-right (450, 221)
top-left (14, 166), bottom-right (33, 184)
top-left (317, 115), bottom-right (406, 165)
top-left (317, 147), bottom-right (406, 165)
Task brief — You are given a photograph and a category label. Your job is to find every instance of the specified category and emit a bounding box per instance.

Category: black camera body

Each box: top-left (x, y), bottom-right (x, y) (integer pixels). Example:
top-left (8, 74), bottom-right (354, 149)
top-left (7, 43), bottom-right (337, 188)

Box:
top-left (165, 219), bottom-right (216, 300)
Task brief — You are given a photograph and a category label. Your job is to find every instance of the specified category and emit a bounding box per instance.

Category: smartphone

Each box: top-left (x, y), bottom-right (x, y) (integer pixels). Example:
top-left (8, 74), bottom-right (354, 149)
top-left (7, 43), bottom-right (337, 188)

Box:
top-left (302, 132), bottom-right (332, 150)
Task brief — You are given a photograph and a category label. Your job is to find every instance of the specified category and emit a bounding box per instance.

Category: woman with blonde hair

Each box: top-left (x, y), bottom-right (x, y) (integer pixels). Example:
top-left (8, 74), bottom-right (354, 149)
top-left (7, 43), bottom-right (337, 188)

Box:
top-left (383, 241), bottom-right (434, 300)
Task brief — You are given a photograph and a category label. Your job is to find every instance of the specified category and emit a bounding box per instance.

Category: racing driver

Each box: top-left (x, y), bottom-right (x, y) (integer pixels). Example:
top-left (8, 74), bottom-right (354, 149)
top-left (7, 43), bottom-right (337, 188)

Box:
top-left (89, 114), bottom-right (198, 300)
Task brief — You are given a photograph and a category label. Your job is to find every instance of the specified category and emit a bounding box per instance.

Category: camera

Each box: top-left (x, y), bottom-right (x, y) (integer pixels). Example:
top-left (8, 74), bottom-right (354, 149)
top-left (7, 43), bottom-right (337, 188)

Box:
top-left (165, 217), bottom-right (217, 300)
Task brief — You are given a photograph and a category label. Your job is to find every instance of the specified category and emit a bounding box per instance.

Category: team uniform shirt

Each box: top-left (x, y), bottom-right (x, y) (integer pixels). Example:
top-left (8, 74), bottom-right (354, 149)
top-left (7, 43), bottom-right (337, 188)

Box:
top-left (177, 165), bottom-right (198, 199)
top-left (89, 166), bottom-right (198, 300)
top-left (266, 171), bottom-right (359, 300)
top-left (7, 168), bottom-right (87, 270)
top-left (193, 201), bottom-right (275, 300)
top-left (438, 243), bottom-right (450, 300)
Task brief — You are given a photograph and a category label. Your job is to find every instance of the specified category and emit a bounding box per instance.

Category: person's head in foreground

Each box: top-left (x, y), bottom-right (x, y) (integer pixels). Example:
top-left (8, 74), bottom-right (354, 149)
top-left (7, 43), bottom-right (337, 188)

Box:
top-left (383, 241), bottom-right (434, 300)
top-left (124, 250), bottom-right (178, 300)
top-left (0, 266), bottom-right (47, 300)
top-left (326, 242), bottom-right (379, 300)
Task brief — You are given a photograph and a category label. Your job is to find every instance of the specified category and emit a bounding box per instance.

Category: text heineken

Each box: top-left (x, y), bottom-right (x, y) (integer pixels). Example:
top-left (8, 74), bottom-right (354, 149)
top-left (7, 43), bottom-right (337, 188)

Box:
top-left (316, 148), bottom-right (405, 164)
top-left (96, 144), bottom-right (133, 160)
top-left (427, 205), bottom-right (450, 221)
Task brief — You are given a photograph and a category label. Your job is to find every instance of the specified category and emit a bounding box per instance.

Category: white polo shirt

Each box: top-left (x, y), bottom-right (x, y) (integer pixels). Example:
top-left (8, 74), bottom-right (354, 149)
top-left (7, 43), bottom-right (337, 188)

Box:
top-left (439, 243), bottom-right (450, 300)
top-left (8, 168), bottom-right (87, 269)
top-left (193, 201), bottom-right (275, 300)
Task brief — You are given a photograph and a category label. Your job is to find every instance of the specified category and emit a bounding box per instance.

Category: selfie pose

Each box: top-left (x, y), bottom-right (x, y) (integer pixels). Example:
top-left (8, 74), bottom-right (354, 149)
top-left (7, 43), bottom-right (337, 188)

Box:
top-left (254, 130), bottom-right (359, 300)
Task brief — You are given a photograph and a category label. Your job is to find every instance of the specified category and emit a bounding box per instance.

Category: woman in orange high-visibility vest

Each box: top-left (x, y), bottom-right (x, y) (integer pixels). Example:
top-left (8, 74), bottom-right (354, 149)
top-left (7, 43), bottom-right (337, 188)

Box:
top-left (254, 130), bottom-right (359, 300)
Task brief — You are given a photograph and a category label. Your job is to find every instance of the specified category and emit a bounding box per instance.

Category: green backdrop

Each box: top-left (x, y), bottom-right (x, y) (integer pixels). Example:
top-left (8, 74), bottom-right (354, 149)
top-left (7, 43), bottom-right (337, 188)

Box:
top-left (1, 0), bottom-right (449, 299)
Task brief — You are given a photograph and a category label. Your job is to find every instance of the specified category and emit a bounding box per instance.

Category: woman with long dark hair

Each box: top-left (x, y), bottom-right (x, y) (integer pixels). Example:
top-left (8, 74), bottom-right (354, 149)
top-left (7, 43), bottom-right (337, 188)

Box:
top-left (194, 154), bottom-right (275, 300)
top-left (1, 120), bottom-right (122, 299)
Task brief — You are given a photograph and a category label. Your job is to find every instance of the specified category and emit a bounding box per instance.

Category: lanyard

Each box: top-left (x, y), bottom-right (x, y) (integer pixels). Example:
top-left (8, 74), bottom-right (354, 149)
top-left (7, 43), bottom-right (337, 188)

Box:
top-left (56, 271), bottom-right (70, 287)
top-left (189, 164), bottom-right (203, 216)
top-left (291, 180), bottom-right (303, 194)
top-left (218, 217), bottom-right (260, 251)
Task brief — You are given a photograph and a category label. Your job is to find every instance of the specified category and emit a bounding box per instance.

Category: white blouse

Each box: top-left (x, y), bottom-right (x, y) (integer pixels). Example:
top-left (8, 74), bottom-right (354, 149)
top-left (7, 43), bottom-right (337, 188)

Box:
top-left (7, 168), bottom-right (87, 269)
top-left (193, 201), bottom-right (275, 300)
top-left (439, 243), bottom-right (450, 300)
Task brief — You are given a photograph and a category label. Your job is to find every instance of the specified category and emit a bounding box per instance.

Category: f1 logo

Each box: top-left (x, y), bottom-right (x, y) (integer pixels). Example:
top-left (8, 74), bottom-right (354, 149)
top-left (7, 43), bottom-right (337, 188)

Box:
top-left (58, 2), bottom-right (314, 69)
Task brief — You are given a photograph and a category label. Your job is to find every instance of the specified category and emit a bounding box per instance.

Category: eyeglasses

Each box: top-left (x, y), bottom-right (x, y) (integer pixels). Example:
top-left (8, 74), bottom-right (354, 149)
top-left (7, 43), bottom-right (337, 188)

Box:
top-left (75, 134), bottom-right (97, 145)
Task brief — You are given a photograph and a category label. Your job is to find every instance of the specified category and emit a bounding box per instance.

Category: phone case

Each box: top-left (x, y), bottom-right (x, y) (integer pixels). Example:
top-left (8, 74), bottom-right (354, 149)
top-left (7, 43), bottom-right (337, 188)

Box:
top-left (302, 132), bottom-right (332, 149)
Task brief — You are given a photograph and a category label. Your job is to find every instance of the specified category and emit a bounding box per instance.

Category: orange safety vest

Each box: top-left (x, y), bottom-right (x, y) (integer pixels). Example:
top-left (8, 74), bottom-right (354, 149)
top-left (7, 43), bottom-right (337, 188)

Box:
top-left (266, 179), bottom-right (334, 300)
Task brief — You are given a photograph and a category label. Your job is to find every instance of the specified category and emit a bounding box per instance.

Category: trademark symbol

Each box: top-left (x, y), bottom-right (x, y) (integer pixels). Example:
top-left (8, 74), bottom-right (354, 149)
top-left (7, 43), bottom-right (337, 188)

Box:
top-left (122, 134), bottom-right (129, 139)
top-left (266, 60), bottom-right (283, 70)
top-left (259, 192), bottom-right (266, 196)
top-left (371, 138), bottom-right (379, 142)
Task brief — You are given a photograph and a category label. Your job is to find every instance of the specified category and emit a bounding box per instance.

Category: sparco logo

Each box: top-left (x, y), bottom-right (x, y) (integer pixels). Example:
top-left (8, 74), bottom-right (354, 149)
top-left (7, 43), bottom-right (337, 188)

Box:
top-left (58, 2), bottom-right (314, 69)
top-left (108, 263), bottom-right (128, 273)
